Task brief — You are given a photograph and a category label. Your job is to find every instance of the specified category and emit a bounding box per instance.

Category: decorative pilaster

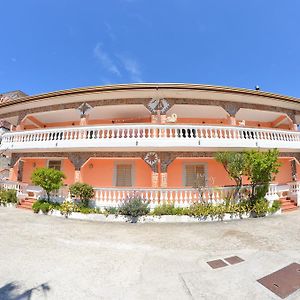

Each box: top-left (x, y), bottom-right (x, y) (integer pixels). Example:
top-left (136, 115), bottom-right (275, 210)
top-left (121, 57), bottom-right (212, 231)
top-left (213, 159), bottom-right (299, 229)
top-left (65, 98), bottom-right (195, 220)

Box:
top-left (146, 98), bottom-right (174, 124)
top-left (17, 160), bottom-right (24, 182)
top-left (143, 152), bottom-right (159, 188)
top-left (160, 152), bottom-right (176, 188)
top-left (291, 159), bottom-right (298, 181)
top-left (15, 112), bottom-right (27, 131)
top-left (77, 102), bottom-right (92, 126)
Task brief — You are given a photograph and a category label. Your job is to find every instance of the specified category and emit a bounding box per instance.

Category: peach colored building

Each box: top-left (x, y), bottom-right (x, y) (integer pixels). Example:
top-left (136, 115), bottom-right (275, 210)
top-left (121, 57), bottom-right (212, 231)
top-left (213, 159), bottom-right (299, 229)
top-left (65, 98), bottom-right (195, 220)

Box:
top-left (1, 83), bottom-right (300, 208)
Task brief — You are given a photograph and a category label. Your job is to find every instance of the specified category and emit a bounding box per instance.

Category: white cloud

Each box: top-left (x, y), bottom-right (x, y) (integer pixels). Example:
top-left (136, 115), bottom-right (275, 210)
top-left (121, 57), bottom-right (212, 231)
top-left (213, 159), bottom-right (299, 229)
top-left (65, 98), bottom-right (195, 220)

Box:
top-left (118, 55), bottom-right (143, 82)
top-left (93, 43), bottom-right (121, 76)
top-left (104, 22), bottom-right (116, 41)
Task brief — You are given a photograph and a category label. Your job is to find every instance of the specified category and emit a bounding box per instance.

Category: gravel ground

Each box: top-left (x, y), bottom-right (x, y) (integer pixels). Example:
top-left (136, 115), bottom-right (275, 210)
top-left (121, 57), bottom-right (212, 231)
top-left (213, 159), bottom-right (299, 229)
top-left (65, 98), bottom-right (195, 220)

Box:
top-left (1, 207), bottom-right (300, 300)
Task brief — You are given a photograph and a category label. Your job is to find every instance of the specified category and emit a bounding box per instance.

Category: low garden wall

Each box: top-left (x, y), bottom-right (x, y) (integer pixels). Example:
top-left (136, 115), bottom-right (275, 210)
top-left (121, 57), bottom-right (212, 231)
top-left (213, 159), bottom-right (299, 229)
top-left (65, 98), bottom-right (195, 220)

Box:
top-left (44, 209), bottom-right (281, 223)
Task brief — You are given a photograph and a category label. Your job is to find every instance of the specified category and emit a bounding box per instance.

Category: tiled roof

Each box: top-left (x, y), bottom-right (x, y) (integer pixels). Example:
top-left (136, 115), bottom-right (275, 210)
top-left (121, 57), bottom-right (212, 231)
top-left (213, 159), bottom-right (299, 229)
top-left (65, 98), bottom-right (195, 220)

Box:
top-left (0, 90), bottom-right (27, 104)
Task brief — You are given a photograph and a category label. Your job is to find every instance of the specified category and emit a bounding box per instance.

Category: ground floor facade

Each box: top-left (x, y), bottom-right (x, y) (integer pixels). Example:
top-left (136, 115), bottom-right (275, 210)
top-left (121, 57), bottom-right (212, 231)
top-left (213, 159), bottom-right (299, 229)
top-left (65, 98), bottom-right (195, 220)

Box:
top-left (9, 152), bottom-right (299, 188)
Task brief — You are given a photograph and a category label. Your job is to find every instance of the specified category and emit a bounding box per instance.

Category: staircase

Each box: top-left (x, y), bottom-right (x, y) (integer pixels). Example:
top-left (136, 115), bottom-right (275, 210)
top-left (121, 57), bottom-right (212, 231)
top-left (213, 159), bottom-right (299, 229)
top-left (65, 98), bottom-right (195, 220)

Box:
top-left (279, 197), bottom-right (297, 212)
top-left (17, 197), bottom-right (36, 210)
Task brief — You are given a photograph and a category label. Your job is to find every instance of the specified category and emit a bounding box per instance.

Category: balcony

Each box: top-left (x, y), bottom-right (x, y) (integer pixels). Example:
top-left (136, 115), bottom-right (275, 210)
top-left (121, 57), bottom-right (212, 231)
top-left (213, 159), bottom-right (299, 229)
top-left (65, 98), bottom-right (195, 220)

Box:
top-left (1, 124), bottom-right (300, 152)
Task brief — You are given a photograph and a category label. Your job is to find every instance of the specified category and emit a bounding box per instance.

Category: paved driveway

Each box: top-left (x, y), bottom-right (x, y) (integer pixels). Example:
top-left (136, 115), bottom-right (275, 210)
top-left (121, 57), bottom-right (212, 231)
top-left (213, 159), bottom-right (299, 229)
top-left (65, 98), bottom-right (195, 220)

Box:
top-left (1, 207), bottom-right (300, 300)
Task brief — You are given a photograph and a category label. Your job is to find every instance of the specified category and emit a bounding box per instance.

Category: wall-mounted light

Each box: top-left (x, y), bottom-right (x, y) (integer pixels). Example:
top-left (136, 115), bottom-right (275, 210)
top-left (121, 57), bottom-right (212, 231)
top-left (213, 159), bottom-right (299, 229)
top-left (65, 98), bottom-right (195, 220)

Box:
top-left (33, 162), bottom-right (36, 168)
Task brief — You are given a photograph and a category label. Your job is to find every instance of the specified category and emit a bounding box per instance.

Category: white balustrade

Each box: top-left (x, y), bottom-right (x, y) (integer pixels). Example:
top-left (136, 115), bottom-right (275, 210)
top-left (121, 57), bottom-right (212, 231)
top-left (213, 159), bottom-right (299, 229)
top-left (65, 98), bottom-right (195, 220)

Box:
top-left (0, 181), bottom-right (283, 207)
top-left (1, 124), bottom-right (300, 151)
top-left (93, 186), bottom-right (241, 208)
top-left (0, 180), bottom-right (28, 198)
top-left (287, 181), bottom-right (300, 206)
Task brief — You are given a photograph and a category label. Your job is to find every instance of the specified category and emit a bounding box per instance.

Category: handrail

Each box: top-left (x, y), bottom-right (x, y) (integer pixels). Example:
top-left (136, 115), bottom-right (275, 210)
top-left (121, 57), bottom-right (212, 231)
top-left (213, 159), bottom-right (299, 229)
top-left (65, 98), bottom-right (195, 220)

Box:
top-left (2, 124), bottom-right (300, 144)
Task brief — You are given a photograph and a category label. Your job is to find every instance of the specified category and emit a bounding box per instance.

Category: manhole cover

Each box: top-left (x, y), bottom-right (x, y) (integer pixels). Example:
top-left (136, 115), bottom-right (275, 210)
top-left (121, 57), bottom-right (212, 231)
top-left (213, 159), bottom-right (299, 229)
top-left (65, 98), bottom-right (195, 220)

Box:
top-left (257, 263), bottom-right (300, 299)
top-left (207, 259), bottom-right (228, 269)
top-left (224, 256), bottom-right (244, 265)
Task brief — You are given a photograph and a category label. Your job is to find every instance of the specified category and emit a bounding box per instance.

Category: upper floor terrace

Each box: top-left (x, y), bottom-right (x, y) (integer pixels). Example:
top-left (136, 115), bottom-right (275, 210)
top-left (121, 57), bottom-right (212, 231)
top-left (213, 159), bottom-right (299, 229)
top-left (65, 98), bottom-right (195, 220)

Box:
top-left (0, 83), bottom-right (300, 153)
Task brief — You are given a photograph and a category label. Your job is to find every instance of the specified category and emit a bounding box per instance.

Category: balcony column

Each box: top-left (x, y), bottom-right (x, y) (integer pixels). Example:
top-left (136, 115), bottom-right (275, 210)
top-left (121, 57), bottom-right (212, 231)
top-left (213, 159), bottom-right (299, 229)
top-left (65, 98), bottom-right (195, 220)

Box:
top-left (79, 115), bottom-right (89, 126)
top-left (77, 102), bottom-right (93, 126)
top-left (292, 124), bottom-right (298, 131)
top-left (15, 112), bottom-right (27, 131)
top-left (160, 153), bottom-right (176, 188)
top-left (143, 152), bottom-right (159, 188)
top-left (68, 153), bottom-right (90, 183)
top-left (16, 160), bottom-right (24, 182)
top-left (151, 168), bottom-right (159, 188)
top-left (74, 169), bottom-right (81, 182)
top-left (291, 158), bottom-right (298, 181)
top-left (227, 115), bottom-right (236, 126)
top-left (221, 103), bottom-right (240, 126)
top-left (151, 114), bottom-right (159, 124)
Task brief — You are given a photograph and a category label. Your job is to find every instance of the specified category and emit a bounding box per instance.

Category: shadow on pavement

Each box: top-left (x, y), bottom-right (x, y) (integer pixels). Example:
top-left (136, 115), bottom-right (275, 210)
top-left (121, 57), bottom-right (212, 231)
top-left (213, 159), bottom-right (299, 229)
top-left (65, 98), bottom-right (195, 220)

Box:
top-left (0, 281), bottom-right (50, 300)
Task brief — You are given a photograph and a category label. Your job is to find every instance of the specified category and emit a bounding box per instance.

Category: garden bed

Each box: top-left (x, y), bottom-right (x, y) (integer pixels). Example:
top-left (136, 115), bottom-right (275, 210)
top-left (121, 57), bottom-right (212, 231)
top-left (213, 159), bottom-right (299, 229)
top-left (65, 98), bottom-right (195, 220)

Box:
top-left (39, 208), bottom-right (281, 223)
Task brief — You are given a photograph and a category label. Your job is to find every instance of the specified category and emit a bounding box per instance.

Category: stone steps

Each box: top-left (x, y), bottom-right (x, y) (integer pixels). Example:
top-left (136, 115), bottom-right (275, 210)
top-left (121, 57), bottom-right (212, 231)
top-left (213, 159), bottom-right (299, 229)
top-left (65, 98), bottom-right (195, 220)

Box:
top-left (280, 198), bottom-right (297, 212)
top-left (17, 197), bottom-right (36, 210)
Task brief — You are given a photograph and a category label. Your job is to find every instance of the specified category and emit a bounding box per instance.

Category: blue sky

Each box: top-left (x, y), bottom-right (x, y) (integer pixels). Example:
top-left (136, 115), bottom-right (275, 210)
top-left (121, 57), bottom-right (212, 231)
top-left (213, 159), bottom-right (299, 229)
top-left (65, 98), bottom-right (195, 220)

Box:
top-left (1, 0), bottom-right (300, 97)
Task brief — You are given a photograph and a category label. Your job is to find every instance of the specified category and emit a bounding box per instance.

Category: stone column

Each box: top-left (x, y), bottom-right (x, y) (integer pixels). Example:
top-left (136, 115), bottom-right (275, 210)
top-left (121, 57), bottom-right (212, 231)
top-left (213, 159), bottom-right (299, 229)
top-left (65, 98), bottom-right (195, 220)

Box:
top-left (151, 169), bottom-right (159, 188)
top-left (160, 114), bottom-right (166, 124)
top-left (292, 124), bottom-right (298, 131)
top-left (68, 153), bottom-right (89, 183)
top-left (74, 170), bottom-right (81, 182)
top-left (291, 159), bottom-right (298, 181)
top-left (15, 112), bottom-right (27, 131)
top-left (227, 115), bottom-right (236, 126)
top-left (17, 160), bottom-right (24, 182)
top-left (80, 115), bottom-right (89, 126)
top-left (143, 152), bottom-right (159, 188)
top-left (222, 104), bottom-right (240, 126)
top-left (151, 114), bottom-right (159, 124)
top-left (9, 167), bottom-right (14, 181)
top-left (160, 153), bottom-right (176, 188)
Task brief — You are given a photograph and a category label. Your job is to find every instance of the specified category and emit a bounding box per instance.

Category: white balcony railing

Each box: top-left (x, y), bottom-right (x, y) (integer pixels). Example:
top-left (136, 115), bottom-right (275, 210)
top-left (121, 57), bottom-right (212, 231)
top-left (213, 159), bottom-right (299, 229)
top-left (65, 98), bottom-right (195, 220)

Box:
top-left (1, 124), bottom-right (300, 152)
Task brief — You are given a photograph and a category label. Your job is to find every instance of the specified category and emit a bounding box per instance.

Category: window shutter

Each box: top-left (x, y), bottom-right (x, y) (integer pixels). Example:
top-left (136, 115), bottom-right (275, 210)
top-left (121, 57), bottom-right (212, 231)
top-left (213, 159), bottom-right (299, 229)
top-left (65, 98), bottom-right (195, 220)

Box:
top-left (116, 164), bottom-right (132, 187)
top-left (48, 160), bottom-right (62, 171)
top-left (185, 165), bottom-right (206, 187)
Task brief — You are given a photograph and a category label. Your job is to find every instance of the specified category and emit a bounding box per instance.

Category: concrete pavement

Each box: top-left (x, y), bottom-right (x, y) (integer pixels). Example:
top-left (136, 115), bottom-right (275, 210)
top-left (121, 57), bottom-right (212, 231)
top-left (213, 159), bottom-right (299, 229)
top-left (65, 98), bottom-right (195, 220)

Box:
top-left (1, 207), bottom-right (300, 299)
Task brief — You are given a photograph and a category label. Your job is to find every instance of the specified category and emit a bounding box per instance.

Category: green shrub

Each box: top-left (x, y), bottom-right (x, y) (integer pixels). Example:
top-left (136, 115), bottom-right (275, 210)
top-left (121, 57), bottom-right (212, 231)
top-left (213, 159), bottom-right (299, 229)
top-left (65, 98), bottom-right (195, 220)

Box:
top-left (268, 200), bottom-right (281, 214)
top-left (152, 204), bottom-right (187, 216)
top-left (104, 206), bottom-right (119, 216)
top-left (251, 198), bottom-right (269, 217)
top-left (0, 189), bottom-right (18, 205)
top-left (60, 201), bottom-right (77, 217)
top-left (77, 207), bottom-right (101, 214)
top-left (32, 201), bottom-right (42, 213)
top-left (188, 203), bottom-right (212, 218)
top-left (32, 199), bottom-right (61, 214)
top-left (69, 182), bottom-right (94, 207)
top-left (40, 202), bottom-right (51, 214)
top-left (118, 195), bottom-right (150, 218)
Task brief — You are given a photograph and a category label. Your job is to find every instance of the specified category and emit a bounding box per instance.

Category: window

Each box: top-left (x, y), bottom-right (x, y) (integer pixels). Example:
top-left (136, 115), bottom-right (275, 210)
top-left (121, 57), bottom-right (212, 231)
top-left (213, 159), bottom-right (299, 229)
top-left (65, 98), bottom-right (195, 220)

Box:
top-left (115, 164), bottom-right (132, 187)
top-left (184, 164), bottom-right (206, 187)
top-left (48, 160), bottom-right (62, 171)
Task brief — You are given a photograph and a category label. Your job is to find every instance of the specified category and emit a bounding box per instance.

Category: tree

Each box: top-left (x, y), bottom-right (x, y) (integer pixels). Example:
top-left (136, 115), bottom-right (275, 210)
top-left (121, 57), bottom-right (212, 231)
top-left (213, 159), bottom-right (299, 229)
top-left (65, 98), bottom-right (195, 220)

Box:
top-left (31, 168), bottom-right (66, 202)
top-left (216, 149), bottom-right (281, 203)
top-left (244, 149), bottom-right (280, 202)
top-left (69, 182), bottom-right (94, 207)
top-left (215, 152), bottom-right (246, 200)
